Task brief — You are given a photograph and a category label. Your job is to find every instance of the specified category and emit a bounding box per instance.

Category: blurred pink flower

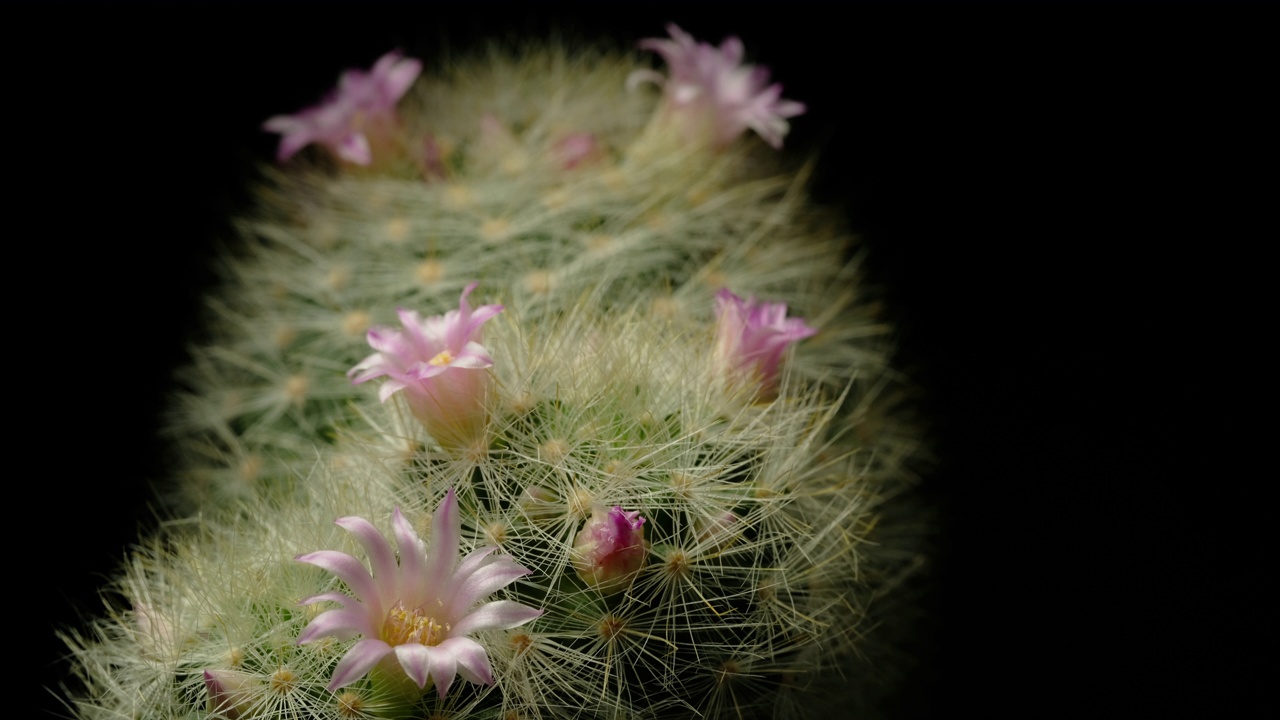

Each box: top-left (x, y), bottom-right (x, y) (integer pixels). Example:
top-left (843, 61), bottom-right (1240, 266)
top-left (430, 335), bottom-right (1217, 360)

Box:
top-left (630, 24), bottom-right (805, 149)
top-left (264, 50), bottom-right (421, 165)
top-left (349, 283), bottom-right (502, 448)
top-left (296, 490), bottom-right (542, 695)
top-left (554, 133), bottom-right (601, 169)
top-left (572, 506), bottom-right (647, 594)
top-left (713, 288), bottom-right (816, 401)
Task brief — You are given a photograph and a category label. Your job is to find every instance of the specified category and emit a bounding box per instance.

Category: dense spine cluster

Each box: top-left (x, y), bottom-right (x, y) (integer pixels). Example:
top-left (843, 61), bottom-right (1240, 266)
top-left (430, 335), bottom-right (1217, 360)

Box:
top-left (60, 32), bottom-right (924, 720)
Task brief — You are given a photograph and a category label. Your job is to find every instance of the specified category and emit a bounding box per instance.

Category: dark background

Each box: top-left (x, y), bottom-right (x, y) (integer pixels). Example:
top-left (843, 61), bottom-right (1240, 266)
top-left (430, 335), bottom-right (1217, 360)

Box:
top-left (21, 1), bottom-right (1267, 717)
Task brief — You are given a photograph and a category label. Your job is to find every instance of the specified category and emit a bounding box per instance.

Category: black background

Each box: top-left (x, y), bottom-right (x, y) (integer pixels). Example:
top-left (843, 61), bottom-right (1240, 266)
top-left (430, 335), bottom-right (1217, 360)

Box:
top-left (21, 1), bottom-right (1268, 717)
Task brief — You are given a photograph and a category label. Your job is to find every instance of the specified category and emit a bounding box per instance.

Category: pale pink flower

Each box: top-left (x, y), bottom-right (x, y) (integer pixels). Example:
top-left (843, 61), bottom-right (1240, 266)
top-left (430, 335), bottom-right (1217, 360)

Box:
top-left (296, 490), bottom-right (543, 695)
top-left (348, 283), bottom-right (502, 448)
top-left (264, 50), bottom-right (421, 165)
top-left (713, 288), bottom-right (817, 401)
top-left (629, 24), bottom-right (806, 149)
top-left (572, 506), bottom-right (647, 594)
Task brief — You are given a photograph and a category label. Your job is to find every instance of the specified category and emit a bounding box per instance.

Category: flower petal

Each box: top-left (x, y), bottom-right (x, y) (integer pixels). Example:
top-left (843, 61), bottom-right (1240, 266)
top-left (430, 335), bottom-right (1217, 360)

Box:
top-left (377, 378), bottom-right (408, 402)
top-left (451, 342), bottom-right (496, 368)
top-left (348, 354), bottom-right (386, 383)
top-left (335, 516), bottom-right (397, 611)
top-left (298, 591), bottom-right (357, 609)
top-left (335, 132), bottom-right (372, 165)
top-left (437, 636), bottom-right (494, 686)
top-left (328, 638), bottom-right (393, 691)
top-left (274, 129), bottom-right (314, 161)
top-left (365, 326), bottom-right (411, 357)
top-left (452, 546), bottom-right (497, 581)
top-left (297, 608), bottom-right (373, 644)
top-left (448, 556), bottom-right (532, 611)
top-left (394, 643), bottom-right (431, 688)
top-left (462, 302), bottom-right (504, 338)
top-left (451, 600), bottom-right (544, 637)
top-left (391, 507), bottom-right (428, 602)
top-left (626, 68), bottom-right (666, 92)
top-left (380, 55), bottom-right (422, 102)
top-left (295, 551), bottom-right (379, 606)
top-left (428, 645), bottom-right (457, 698)
top-left (426, 489), bottom-right (461, 590)
top-left (444, 283), bottom-right (479, 351)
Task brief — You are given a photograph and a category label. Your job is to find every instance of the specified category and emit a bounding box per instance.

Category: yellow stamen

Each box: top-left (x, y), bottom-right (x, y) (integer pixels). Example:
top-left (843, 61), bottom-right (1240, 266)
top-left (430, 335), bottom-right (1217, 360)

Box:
top-left (428, 350), bottom-right (454, 366)
top-left (382, 603), bottom-right (446, 646)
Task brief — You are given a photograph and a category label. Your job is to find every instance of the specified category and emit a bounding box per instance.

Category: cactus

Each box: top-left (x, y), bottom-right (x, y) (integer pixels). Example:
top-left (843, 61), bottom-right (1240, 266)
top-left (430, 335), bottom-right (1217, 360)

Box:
top-left (58, 27), bottom-right (925, 720)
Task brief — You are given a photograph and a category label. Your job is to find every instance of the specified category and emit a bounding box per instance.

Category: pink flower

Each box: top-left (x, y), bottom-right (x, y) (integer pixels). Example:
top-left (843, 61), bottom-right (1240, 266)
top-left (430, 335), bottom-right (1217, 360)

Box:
top-left (264, 50), bottom-right (421, 165)
top-left (348, 283), bottom-right (502, 449)
top-left (572, 506), bottom-right (647, 594)
top-left (296, 490), bottom-right (543, 696)
top-left (629, 24), bottom-right (805, 149)
top-left (713, 288), bottom-right (817, 401)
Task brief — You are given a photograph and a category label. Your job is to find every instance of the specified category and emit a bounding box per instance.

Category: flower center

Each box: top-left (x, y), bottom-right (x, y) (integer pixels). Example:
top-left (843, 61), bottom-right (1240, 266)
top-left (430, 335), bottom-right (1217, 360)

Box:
top-left (428, 350), bottom-right (454, 366)
top-left (382, 602), bottom-right (448, 646)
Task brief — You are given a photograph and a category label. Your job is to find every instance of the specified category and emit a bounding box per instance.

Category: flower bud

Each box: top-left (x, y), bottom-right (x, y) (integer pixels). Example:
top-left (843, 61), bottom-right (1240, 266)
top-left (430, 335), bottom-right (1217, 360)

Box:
top-left (572, 506), bottom-right (647, 594)
top-left (712, 288), bottom-right (816, 402)
top-left (204, 669), bottom-right (259, 719)
top-left (694, 510), bottom-right (740, 553)
top-left (519, 485), bottom-right (560, 520)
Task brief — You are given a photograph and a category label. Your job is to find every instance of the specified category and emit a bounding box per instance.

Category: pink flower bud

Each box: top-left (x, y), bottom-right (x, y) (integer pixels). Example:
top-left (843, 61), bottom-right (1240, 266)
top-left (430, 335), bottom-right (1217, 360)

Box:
top-left (713, 288), bottom-right (816, 402)
top-left (694, 511), bottom-right (740, 552)
top-left (572, 506), bottom-right (647, 594)
top-left (203, 669), bottom-right (257, 719)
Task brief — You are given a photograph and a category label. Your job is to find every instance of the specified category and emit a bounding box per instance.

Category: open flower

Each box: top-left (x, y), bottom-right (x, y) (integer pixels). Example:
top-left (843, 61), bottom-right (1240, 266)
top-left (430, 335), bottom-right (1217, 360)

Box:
top-left (296, 490), bottom-right (543, 696)
top-left (264, 50), bottom-right (421, 165)
top-left (348, 283), bottom-right (502, 449)
top-left (629, 23), bottom-right (805, 149)
top-left (572, 506), bottom-right (647, 594)
top-left (713, 288), bottom-right (817, 401)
